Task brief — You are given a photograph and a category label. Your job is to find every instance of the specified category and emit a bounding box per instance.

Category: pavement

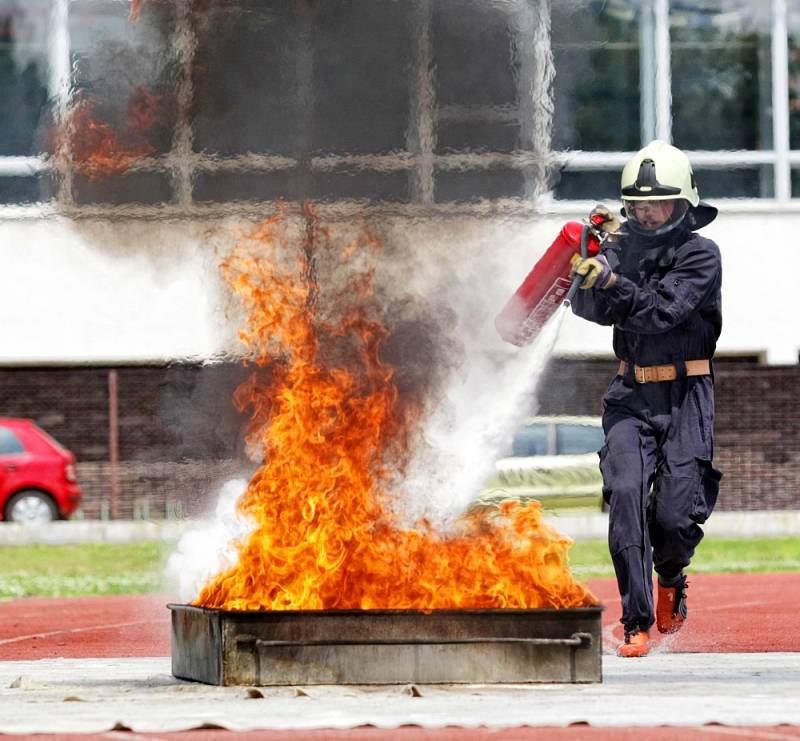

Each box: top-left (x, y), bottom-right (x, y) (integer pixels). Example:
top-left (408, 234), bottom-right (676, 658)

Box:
top-left (1, 653), bottom-right (799, 734)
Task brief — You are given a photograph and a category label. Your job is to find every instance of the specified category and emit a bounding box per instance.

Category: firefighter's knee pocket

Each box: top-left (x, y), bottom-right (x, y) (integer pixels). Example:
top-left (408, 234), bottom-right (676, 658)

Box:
top-left (692, 457), bottom-right (722, 524)
top-left (655, 458), bottom-right (722, 529)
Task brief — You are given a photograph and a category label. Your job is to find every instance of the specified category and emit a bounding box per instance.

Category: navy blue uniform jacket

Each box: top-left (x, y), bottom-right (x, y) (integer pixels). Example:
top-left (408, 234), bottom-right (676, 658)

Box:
top-left (570, 226), bottom-right (722, 365)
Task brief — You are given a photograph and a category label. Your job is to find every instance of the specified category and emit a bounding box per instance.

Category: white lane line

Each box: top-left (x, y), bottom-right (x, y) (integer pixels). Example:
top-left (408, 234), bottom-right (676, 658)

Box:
top-left (0, 618), bottom-right (165, 646)
top-left (692, 600), bottom-right (770, 613)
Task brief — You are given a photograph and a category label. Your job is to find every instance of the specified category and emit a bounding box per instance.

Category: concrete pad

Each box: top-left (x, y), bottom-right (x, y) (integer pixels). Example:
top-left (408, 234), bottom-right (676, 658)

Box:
top-left (0, 653), bottom-right (798, 734)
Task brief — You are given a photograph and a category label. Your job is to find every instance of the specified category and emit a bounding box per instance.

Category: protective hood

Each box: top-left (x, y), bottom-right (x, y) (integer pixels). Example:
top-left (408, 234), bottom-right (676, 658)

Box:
top-left (685, 201), bottom-right (718, 230)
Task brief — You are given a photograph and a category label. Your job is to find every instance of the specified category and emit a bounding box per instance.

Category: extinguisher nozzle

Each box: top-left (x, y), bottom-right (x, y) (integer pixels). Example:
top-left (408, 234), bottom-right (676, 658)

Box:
top-left (564, 273), bottom-right (584, 306)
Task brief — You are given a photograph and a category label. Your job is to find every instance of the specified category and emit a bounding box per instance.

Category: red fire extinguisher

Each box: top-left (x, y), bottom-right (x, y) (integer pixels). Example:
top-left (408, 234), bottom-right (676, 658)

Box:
top-left (495, 221), bottom-right (602, 347)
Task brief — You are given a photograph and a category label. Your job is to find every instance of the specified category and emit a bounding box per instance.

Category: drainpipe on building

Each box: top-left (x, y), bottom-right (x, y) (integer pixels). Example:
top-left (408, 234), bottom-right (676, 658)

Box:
top-left (108, 369), bottom-right (120, 519)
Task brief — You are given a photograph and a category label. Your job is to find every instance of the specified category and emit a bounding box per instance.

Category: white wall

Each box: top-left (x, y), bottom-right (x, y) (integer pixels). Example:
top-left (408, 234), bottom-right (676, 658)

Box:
top-left (0, 207), bottom-right (796, 365)
top-left (0, 218), bottom-right (238, 364)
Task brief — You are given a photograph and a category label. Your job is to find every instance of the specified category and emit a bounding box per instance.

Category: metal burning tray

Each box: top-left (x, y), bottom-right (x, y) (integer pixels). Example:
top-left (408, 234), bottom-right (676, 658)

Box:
top-left (169, 604), bottom-right (603, 685)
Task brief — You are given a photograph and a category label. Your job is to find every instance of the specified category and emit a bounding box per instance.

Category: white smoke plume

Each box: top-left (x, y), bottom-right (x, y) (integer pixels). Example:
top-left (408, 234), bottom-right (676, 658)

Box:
top-left (401, 307), bottom-right (565, 525)
top-left (166, 477), bottom-right (252, 602)
top-left (374, 217), bottom-right (566, 525)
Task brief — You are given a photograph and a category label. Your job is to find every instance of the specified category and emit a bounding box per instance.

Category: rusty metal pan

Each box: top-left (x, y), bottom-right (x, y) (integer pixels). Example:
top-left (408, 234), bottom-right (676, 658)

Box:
top-left (169, 604), bottom-right (603, 686)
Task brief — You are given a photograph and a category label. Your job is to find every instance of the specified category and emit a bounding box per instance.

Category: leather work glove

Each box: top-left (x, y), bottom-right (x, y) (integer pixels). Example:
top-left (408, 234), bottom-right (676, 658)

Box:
top-left (589, 204), bottom-right (621, 235)
top-left (570, 253), bottom-right (617, 290)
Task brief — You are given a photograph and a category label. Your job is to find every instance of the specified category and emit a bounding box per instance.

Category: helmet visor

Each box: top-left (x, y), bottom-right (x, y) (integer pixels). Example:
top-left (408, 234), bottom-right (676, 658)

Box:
top-left (623, 198), bottom-right (688, 236)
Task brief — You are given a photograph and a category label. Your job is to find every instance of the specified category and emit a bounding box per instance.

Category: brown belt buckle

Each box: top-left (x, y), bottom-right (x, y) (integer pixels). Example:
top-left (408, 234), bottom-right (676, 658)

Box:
top-left (634, 365), bottom-right (647, 384)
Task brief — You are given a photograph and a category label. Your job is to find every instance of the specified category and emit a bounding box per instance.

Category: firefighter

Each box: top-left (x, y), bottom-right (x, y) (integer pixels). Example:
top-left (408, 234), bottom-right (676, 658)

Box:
top-left (569, 140), bottom-right (723, 658)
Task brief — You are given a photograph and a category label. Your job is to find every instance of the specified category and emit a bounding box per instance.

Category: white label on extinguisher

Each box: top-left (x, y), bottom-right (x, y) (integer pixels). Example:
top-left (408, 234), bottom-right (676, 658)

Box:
top-left (518, 277), bottom-right (572, 343)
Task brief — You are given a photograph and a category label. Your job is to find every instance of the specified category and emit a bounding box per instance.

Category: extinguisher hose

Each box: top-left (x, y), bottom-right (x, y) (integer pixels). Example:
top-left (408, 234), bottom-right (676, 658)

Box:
top-left (563, 224), bottom-right (590, 306)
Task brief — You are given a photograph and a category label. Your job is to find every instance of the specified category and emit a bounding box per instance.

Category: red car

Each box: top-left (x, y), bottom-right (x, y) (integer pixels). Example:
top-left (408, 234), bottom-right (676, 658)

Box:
top-left (0, 418), bottom-right (82, 523)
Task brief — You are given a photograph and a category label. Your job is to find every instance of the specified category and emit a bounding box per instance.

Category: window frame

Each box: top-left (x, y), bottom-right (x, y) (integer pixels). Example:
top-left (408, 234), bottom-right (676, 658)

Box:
top-left (550, 0), bottom-right (796, 208)
top-left (0, 0), bottom-right (798, 217)
top-left (0, 0), bottom-right (559, 217)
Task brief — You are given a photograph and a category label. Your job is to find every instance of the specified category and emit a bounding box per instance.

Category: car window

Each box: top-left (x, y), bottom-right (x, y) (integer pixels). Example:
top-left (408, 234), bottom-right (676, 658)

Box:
top-left (556, 424), bottom-right (604, 455)
top-left (0, 427), bottom-right (25, 455)
top-left (511, 424), bottom-right (549, 457)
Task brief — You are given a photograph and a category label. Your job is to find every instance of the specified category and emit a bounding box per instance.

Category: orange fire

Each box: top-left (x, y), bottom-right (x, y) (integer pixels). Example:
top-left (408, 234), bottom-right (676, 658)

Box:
top-left (197, 211), bottom-right (596, 611)
top-left (69, 88), bottom-right (164, 181)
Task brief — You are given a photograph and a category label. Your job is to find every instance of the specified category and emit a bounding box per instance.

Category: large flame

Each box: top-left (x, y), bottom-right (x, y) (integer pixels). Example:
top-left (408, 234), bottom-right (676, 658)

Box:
top-left (197, 211), bottom-right (596, 611)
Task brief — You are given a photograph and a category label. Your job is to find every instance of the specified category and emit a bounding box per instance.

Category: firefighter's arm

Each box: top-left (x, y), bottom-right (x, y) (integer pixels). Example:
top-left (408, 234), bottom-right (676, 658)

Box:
top-left (569, 279), bottom-right (616, 326)
top-left (601, 240), bottom-right (721, 335)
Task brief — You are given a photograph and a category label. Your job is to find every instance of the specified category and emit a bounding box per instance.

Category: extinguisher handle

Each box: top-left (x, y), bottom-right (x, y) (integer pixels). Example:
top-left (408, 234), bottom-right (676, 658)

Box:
top-left (564, 224), bottom-right (591, 306)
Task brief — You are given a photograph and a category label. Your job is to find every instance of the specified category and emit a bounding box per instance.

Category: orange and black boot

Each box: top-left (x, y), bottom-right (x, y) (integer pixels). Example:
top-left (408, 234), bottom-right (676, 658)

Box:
top-left (617, 629), bottom-right (650, 658)
top-left (656, 576), bottom-right (688, 634)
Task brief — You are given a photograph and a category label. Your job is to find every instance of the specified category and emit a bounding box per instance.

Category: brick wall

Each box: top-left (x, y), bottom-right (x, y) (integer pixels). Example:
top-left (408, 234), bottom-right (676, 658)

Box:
top-left (0, 364), bottom-right (251, 519)
top-left (0, 359), bottom-right (798, 517)
top-left (0, 365), bottom-right (250, 462)
top-left (75, 460), bottom-right (248, 519)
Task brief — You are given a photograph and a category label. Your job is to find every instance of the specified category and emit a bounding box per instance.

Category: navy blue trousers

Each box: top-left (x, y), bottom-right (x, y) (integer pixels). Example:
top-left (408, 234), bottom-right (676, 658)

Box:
top-left (599, 373), bottom-right (722, 633)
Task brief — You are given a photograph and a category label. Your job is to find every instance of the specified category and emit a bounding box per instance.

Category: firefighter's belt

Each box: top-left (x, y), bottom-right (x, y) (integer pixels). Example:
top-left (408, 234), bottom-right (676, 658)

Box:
top-left (618, 359), bottom-right (711, 384)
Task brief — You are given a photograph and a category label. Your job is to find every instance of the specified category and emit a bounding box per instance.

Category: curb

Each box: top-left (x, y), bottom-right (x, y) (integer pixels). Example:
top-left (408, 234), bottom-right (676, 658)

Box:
top-left (0, 510), bottom-right (798, 545)
top-left (546, 509), bottom-right (800, 541)
top-left (0, 520), bottom-right (190, 546)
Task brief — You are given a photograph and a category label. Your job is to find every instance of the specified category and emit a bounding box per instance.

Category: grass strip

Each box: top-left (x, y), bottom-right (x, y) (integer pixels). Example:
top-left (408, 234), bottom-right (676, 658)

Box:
top-left (0, 542), bottom-right (173, 598)
top-left (567, 536), bottom-right (800, 579)
top-left (0, 536), bottom-right (798, 598)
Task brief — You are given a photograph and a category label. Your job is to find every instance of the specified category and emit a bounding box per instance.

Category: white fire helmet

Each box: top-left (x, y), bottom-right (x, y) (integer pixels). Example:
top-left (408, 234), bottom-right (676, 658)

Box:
top-left (620, 139), bottom-right (716, 235)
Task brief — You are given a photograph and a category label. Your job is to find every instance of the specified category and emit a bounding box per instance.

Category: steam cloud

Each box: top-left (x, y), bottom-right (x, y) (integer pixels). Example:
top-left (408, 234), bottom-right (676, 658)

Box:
top-left (166, 477), bottom-right (251, 601)
top-left (373, 218), bottom-right (566, 524)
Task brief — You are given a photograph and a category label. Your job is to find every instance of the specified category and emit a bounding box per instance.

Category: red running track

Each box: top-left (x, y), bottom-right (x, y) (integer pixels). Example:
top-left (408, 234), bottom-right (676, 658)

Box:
top-left (26, 727), bottom-right (800, 741)
top-left (0, 572), bottom-right (798, 660)
top-left (589, 572), bottom-right (800, 654)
